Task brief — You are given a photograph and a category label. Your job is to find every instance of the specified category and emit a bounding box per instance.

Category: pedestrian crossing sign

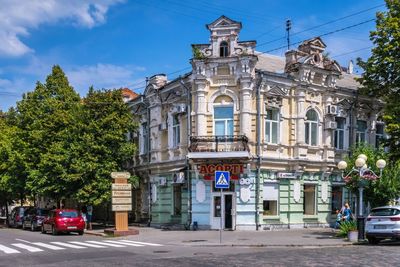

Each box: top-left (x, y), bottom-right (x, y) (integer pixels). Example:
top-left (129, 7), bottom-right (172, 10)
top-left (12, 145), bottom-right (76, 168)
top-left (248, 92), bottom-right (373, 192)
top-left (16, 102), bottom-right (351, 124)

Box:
top-left (215, 171), bottom-right (230, 189)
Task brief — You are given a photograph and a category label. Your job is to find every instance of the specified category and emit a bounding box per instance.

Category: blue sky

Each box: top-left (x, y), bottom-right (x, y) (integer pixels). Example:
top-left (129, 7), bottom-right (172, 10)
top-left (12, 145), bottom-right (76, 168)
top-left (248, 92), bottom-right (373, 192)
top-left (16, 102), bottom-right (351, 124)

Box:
top-left (0, 0), bottom-right (386, 111)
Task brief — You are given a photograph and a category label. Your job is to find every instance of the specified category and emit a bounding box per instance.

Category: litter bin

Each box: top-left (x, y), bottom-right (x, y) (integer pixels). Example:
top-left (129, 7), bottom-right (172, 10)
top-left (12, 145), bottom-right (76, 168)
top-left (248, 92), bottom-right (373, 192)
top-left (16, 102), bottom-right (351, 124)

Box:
top-left (193, 221), bottom-right (198, 231)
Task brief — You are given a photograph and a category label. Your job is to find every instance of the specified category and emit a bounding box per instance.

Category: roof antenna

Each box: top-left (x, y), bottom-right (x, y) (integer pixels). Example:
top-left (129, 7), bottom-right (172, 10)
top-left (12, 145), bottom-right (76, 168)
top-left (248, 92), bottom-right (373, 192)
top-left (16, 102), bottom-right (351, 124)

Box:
top-left (286, 19), bottom-right (292, 50)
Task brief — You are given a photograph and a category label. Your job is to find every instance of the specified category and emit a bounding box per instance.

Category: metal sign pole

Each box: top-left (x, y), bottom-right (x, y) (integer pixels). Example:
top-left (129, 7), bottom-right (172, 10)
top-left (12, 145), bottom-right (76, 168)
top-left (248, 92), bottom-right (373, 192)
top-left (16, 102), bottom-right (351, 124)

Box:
top-left (220, 188), bottom-right (222, 244)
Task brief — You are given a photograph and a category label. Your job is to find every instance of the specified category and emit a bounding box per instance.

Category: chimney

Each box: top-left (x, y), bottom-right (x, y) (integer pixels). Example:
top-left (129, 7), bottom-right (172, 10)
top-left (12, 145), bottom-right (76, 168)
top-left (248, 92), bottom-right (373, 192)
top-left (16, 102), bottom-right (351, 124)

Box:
top-left (347, 60), bottom-right (354, 74)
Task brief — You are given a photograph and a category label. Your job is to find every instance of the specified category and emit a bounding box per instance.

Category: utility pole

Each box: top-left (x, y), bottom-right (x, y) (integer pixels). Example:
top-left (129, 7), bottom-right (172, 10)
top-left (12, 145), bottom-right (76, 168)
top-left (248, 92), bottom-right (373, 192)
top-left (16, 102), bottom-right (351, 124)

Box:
top-left (286, 19), bottom-right (292, 50)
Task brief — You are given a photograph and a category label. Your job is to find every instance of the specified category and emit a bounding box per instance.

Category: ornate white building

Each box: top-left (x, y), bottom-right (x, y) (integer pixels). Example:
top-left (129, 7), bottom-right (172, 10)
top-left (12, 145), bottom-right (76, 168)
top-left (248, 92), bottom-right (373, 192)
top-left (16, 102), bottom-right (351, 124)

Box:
top-left (128, 16), bottom-right (384, 230)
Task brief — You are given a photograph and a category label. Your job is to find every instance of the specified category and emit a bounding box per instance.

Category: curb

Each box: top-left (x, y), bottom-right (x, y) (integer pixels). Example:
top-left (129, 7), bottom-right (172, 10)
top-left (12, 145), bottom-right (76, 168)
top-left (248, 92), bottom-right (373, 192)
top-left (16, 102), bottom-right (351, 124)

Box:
top-left (84, 231), bottom-right (107, 237)
top-left (179, 243), bottom-right (354, 248)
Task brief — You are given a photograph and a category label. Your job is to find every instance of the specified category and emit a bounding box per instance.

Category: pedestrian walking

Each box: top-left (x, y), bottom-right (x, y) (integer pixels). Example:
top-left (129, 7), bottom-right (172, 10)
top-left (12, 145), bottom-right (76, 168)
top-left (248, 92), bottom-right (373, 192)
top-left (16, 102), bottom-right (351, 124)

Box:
top-left (86, 205), bottom-right (93, 230)
top-left (335, 209), bottom-right (342, 229)
top-left (342, 203), bottom-right (353, 222)
top-left (81, 206), bottom-right (87, 230)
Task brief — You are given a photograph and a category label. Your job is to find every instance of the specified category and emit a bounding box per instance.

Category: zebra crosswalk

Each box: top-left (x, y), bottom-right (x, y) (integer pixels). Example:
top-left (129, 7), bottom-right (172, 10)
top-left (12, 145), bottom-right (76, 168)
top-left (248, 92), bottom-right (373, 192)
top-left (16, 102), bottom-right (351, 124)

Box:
top-left (0, 239), bottom-right (163, 255)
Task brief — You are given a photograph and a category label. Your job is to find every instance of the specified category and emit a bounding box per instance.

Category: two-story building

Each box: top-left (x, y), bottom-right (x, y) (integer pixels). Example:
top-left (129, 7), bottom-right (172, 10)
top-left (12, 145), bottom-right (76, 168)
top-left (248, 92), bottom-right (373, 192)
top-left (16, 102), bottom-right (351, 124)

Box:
top-left (128, 16), bottom-right (384, 230)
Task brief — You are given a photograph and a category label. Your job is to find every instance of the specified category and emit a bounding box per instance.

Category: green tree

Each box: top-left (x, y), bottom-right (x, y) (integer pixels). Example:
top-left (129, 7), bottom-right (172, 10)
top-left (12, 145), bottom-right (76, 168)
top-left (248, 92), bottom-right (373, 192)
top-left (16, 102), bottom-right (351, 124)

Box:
top-left (357, 0), bottom-right (400, 160)
top-left (72, 88), bottom-right (137, 205)
top-left (343, 144), bottom-right (400, 207)
top-left (16, 65), bottom-right (81, 204)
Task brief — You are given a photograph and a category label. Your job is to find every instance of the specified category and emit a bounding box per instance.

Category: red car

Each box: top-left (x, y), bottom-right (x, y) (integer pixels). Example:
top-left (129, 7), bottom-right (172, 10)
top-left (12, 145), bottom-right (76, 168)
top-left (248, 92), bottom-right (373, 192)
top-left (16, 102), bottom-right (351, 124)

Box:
top-left (41, 209), bottom-right (85, 235)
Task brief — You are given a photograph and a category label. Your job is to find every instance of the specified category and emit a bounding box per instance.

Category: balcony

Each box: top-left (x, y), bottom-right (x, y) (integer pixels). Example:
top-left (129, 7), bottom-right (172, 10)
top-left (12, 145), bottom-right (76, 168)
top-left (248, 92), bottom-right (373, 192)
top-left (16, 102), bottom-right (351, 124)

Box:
top-left (188, 135), bottom-right (250, 159)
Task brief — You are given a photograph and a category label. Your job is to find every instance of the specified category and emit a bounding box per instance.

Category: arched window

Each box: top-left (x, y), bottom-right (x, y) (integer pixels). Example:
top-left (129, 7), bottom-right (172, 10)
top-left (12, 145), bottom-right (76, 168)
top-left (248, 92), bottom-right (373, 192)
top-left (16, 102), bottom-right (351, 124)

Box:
top-left (220, 41), bottom-right (229, 57)
top-left (305, 109), bottom-right (318, 146)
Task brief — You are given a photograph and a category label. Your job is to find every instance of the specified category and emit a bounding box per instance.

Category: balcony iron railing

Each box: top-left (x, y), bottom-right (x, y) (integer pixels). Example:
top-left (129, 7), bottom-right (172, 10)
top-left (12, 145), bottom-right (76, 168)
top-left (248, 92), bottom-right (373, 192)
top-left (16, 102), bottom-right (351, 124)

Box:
top-left (189, 135), bottom-right (249, 153)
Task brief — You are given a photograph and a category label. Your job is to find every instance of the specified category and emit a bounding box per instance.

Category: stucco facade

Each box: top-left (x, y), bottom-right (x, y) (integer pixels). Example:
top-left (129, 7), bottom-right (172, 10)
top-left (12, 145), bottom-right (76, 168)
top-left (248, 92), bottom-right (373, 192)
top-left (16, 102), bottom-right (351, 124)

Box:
top-left (128, 16), bottom-right (384, 230)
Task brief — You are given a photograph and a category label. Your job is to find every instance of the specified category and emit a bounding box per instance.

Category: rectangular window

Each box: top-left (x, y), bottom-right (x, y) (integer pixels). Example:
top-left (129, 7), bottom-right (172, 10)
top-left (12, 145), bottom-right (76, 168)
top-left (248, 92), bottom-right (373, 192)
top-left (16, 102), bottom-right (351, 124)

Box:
top-left (265, 109), bottom-right (279, 144)
top-left (331, 186), bottom-right (343, 214)
top-left (172, 115), bottom-right (180, 148)
top-left (214, 106), bottom-right (233, 136)
top-left (303, 185), bottom-right (316, 215)
top-left (356, 120), bottom-right (367, 144)
top-left (334, 118), bottom-right (346, 149)
top-left (173, 185), bottom-right (182, 216)
top-left (375, 124), bottom-right (384, 148)
top-left (263, 183), bottom-right (279, 215)
top-left (142, 122), bottom-right (148, 154)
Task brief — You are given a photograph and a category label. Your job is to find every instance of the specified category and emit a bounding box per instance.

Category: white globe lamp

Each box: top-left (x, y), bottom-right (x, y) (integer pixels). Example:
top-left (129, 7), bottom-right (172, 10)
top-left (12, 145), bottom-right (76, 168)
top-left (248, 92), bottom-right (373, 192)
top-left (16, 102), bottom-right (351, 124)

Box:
top-left (337, 161), bottom-right (347, 170)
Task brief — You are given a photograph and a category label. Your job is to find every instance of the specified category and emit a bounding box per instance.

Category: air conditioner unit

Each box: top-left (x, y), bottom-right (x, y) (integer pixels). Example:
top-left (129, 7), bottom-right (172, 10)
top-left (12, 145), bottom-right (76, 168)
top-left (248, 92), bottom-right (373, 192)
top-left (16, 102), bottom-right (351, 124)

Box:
top-left (172, 172), bottom-right (185, 184)
top-left (172, 104), bottom-right (186, 114)
top-left (326, 105), bottom-right (338, 115)
top-left (159, 177), bottom-right (167, 186)
top-left (325, 121), bottom-right (337, 129)
top-left (158, 122), bottom-right (167, 131)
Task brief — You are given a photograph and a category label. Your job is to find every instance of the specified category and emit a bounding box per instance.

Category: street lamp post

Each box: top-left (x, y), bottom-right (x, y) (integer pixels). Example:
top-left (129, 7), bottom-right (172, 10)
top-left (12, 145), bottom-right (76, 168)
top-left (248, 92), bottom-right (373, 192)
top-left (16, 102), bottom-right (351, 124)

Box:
top-left (337, 154), bottom-right (386, 241)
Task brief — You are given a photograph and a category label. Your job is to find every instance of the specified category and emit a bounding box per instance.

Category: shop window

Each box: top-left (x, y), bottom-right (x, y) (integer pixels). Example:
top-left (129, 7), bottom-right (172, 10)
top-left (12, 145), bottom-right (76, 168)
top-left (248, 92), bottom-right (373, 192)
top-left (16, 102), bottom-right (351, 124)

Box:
top-left (265, 108), bottom-right (279, 144)
top-left (220, 41), bottom-right (229, 57)
top-left (214, 106), bottom-right (233, 136)
top-left (334, 117), bottom-right (346, 149)
top-left (263, 183), bottom-right (278, 215)
top-left (172, 114), bottom-right (180, 148)
top-left (173, 185), bottom-right (182, 216)
top-left (305, 109), bottom-right (318, 146)
top-left (213, 196), bottom-right (221, 217)
top-left (331, 186), bottom-right (343, 214)
top-left (356, 120), bottom-right (367, 144)
top-left (303, 184), bottom-right (316, 215)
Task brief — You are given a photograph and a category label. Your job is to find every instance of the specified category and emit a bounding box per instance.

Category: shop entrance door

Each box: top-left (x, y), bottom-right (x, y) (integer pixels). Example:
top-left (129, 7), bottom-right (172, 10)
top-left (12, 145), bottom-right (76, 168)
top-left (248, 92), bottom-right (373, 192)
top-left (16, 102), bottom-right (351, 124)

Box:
top-left (211, 193), bottom-right (235, 230)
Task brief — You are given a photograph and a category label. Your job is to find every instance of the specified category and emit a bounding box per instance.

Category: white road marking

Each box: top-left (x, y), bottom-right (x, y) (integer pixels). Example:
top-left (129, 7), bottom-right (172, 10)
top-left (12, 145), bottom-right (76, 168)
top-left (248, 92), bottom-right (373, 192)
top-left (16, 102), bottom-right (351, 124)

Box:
top-left (86, 240), bottom-right (126, 247)
top-left (69, 241), bottom-right (106, 248)
top-left (11, 243), bottom-right (43, 252)
top-left (32, 242), bottom-right (65, 250)
top-left (50, 242), bottom-right (87, 249)
top-left (0, 244), bottom-right (20, 254)
top-left (104, 240), bottom-right (143, 247)
top-left (119, 240), bottom-right (163, 246)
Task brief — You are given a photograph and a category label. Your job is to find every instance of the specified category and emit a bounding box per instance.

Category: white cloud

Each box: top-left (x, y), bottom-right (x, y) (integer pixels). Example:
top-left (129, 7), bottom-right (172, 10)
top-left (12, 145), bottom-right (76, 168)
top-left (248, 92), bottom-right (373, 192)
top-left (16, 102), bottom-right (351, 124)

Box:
top-left (67, 63), bottom-right (146, 94)
top-left (0, 0), bottom-right (124, 57)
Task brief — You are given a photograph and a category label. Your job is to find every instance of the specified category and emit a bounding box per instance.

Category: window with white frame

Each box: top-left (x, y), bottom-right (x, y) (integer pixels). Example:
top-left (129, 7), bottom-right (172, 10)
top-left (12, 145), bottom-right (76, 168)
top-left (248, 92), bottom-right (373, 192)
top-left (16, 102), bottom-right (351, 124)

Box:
top-left (334, 117), bottom-right (346, 149)
top-left (263, 183), bottom-right (279, 216)
top-left (375, 123), bottom-right (385, 148)
top-left (172, 114), bottom-right (180, 148)
top-left (356, 120), bottom-right (367, 144)
top-left (305, 109), bottom-right (318, 146)
top-left (214, 106), bottom-right (233, 136)
top-left (265, 108), bottom-right (279, 144)
top-left (141, 122), bottom-right (148, 154)
top-left (303, 184), bottom-right (316, 215)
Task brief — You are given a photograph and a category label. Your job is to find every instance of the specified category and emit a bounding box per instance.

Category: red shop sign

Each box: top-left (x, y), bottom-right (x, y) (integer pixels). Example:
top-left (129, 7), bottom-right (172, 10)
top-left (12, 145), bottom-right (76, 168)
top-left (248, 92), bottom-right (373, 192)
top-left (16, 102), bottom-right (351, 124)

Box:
top-left (198, 164), bottom-right (245, 180)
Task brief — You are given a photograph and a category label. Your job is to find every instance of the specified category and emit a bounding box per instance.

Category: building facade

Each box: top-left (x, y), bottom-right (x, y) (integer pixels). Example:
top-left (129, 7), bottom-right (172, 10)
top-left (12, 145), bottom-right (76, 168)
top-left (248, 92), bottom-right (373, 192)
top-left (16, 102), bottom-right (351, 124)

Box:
top-left (128, 16), bottom-right (384, 230)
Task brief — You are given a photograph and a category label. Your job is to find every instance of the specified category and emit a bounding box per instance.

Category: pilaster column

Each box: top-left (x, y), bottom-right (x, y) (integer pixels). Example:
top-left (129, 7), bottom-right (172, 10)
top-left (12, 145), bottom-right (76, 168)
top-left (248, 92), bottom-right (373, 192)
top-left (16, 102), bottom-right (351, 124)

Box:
top-left (195, 81), bottom-right (208, 136)
top-left (240, 78), bottom-right (252, 138)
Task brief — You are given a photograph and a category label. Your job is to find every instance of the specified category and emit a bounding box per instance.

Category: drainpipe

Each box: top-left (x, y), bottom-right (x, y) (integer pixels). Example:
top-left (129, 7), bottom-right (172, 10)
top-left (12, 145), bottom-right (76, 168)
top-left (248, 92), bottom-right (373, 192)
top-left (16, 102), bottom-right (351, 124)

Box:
top-left (144, 77), bottom-right (152, 227)
top-left (255, 73), bottom-right (262, 231)
top-left (180, 78), bottom-right (192, 229)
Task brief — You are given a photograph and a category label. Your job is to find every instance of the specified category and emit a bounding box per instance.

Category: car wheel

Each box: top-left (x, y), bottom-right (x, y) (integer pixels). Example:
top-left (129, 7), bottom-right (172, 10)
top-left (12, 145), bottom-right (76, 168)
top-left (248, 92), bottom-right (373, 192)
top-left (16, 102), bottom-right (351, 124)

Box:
top-left (31, 222), bottom-right (36, 232)
top-left (78, 231), bottom-right (84, 235)
top-left (52, 226), bottom-right (58, 236)
top-left (41, 225), bottom-right (46, 234)
top-left (368, 237), bottom-right (380, 245)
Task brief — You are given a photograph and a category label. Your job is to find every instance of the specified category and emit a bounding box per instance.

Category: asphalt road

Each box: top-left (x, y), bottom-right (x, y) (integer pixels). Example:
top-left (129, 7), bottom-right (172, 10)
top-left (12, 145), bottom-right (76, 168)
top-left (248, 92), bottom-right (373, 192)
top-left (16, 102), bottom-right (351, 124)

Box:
top-left (0, 228), bottom-right (399, 267)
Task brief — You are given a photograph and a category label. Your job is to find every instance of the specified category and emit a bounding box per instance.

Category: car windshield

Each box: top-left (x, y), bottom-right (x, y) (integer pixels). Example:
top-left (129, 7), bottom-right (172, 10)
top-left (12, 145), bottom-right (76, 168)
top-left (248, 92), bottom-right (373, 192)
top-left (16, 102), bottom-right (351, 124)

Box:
top-left (37, 209), bottom-right (49, 216)
top-left (58, 211), bottom-right (78, 218)
top-left (370, 208), bottom-right (400, 216)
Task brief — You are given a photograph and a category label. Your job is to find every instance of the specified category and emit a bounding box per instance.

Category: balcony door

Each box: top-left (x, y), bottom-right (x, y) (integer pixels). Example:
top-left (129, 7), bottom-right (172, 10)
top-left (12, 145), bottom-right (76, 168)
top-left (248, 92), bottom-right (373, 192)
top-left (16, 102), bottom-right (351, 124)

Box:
top-left (214, 106), bottom-right (234, 151)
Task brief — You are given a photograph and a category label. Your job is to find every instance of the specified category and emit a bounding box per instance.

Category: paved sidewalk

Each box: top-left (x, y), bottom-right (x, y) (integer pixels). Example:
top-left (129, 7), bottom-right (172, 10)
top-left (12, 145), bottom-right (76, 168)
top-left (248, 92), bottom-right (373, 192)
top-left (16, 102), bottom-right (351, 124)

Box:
top-left (87, 227), bottom-right (351, 247)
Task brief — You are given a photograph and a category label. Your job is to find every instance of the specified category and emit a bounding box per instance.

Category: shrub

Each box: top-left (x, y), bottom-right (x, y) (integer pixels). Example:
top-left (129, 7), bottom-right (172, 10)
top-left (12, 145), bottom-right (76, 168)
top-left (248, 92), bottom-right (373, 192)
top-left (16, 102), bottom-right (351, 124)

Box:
top-left (337, 221), bottom-right (357, 237)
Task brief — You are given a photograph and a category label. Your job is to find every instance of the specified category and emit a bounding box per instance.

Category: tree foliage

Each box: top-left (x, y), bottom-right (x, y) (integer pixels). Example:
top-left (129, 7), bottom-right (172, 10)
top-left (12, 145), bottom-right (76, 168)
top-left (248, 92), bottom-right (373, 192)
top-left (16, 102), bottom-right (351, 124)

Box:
top-left (357, 0), bottom-right (400, 160)
top-left (343, 144), bottom-right (400, 207)
top-left (10, 65), bottom-right (137, 206)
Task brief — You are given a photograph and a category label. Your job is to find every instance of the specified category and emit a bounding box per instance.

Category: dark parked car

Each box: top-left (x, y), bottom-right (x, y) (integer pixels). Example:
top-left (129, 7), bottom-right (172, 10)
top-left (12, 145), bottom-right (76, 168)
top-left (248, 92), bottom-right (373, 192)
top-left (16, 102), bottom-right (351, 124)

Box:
top-left (8, 206), bottom-right (32, 228)
top-left (41, 209), bottom-right (85, 235)
top-left (22, 207), bottom-right (50, 231)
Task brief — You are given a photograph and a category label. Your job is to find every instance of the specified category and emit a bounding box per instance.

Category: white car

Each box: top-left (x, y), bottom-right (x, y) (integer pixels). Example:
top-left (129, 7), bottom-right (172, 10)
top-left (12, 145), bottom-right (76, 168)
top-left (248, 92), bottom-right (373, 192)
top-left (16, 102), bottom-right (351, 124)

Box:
top-left (365, 206), bottom-right (400, 244)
